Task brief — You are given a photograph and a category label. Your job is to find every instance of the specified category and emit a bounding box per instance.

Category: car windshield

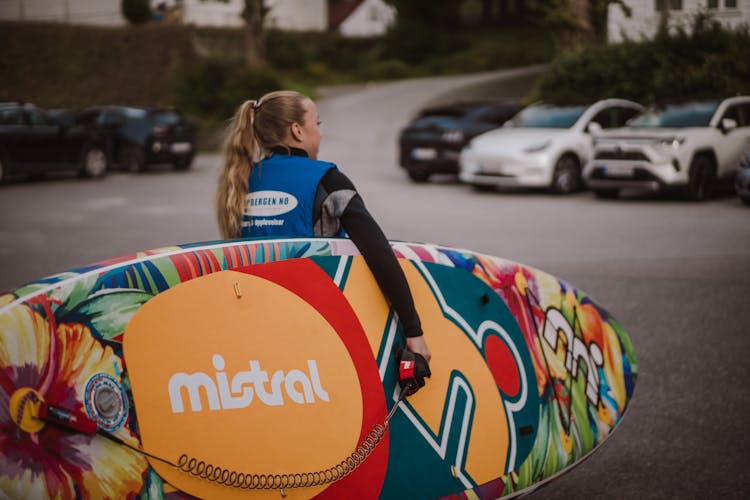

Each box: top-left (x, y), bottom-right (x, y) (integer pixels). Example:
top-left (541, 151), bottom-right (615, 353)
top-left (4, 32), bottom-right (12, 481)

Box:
top-left (628, 102), bottom-right (719, 128)
top-left (121, 107), bottom-right (148, 119)
top-left (411, 107), bottom-right (468, 126)
top-left (508, 105), bottom-right (586, 129)
top-left (463, 105), bottom-right (506, 122)
top-left (151, 111), bottom-right (181, 125)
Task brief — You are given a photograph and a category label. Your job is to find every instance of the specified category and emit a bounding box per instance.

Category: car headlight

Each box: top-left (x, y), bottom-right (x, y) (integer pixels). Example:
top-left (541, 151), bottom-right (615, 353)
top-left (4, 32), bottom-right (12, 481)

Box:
top-left (654, 137), bottom-right (685, 149)
top-left (459, 147), bottom-right (476, 172)
top-left (523, 140), bottom-right (550, 153)
top-left (442, 130), bottom-right (464, 143)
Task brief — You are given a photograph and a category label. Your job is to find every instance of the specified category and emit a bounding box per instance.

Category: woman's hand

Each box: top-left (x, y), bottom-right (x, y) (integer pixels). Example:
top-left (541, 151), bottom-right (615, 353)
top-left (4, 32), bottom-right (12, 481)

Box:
top-left (406, 335), bottom-right (432, 363)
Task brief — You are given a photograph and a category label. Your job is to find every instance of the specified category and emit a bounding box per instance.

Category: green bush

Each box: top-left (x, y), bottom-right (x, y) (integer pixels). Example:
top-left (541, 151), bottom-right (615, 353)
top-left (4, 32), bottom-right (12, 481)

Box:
top-left (304, 61), bottom-right (330, 81)
top-left (174, 59), bottom-right (283, 120)
top-left (361, 59), bottom-right (411, 81)
top-left (265, 29), bottom-right (313, 70)
top-left (532, 15), bottom-right (750, 105)
top-left (380, 20), bottom-right (468, 65)
top-left (220, 69), bottom-right (283, 117)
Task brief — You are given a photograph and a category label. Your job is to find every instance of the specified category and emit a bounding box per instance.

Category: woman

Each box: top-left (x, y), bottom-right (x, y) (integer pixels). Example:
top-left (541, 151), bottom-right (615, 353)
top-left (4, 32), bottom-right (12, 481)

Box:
top-left (216, 90), bottom-right (431, 369)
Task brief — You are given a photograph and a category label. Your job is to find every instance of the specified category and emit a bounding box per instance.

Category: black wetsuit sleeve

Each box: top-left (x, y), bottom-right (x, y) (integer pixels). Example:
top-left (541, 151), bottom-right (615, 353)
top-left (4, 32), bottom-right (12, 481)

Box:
top-left (319, 169), bottom-right (423, 338)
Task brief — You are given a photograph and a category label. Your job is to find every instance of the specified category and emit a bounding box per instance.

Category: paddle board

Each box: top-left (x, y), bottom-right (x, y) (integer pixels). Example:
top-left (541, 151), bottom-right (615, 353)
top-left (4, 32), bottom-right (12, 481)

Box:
top-left (0, 238), bottom-right (637, 499)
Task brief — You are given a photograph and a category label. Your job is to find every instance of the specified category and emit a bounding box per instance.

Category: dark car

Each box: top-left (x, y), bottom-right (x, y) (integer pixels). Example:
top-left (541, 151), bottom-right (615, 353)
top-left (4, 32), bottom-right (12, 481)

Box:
top-left (398, 100), bottom-right (524, 182)
top-left (0, 102), bottom-right (109, 183)
top-left (75, 106), bottom-right (196, 172)
top-left (736, 149), bottom-right (750, 205)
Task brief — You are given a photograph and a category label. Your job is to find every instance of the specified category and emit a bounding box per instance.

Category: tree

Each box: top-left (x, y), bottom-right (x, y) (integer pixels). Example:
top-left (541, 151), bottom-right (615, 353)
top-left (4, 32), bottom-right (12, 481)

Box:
top-left (201, 0), bottom-right (268, 68)
top-left (241, 0), bottom-right (267, 69)
top-left (121, 0), bottom-right (151, 25)
top-left (540, 0), bottom-right (631, 46)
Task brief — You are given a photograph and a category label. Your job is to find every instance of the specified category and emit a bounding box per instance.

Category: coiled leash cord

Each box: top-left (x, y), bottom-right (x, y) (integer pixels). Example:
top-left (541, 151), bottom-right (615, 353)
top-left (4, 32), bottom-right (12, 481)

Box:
top-left (15, 383), bottom-right (412, 492)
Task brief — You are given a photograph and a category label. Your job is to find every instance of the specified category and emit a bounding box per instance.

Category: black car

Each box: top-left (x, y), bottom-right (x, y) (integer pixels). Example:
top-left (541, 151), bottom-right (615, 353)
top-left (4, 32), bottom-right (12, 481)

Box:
top-left (75, 106), bottom-right (196, 172)
top-left (398, 100), bottom-right (524, 182)
top-left (0, 102), bottom-right (109, 182)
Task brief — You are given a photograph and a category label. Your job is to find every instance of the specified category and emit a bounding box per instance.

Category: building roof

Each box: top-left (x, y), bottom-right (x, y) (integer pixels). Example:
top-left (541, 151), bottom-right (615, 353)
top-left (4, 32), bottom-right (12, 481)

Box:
top-left (329, 0), bottom-right (363, 30)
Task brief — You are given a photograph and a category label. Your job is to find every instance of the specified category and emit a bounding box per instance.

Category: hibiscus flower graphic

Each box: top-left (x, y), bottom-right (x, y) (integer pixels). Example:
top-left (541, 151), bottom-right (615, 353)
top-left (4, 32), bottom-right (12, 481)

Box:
top-left (0, 295), bottom-right (148, 499)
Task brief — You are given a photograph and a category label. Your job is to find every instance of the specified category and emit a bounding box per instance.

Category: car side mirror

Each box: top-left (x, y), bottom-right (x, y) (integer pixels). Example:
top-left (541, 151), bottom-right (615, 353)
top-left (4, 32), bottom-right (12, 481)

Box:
top-left (721, 118), bottom-right (738, 134)
top-left (587, 122), bottom-right (603, 135)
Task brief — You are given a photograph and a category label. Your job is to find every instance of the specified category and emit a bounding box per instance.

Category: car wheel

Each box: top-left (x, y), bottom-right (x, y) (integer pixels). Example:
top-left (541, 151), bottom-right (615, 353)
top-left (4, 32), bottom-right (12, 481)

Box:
top-left (684, 155), bottom-right (716, 201)
top-left (407, 166), bottom-right (431, 183)
top-left (551, 155), bottom-right (582, 194)
top-left (0, 151), bottom-right (6, 184)
top-left (123, 145), bottom-right (147, 173)
top-left (741, 195), bottom-right (750, 206)
top-left (593, 188), bottom-right (620, 199)
top-left (80, 145), bottom-right (108, 178)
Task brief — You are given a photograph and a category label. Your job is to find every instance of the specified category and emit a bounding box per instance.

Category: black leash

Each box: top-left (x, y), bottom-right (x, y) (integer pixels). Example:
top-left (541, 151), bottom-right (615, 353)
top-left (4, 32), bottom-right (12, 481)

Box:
top-left (30, 382), bottom-right (413, 491)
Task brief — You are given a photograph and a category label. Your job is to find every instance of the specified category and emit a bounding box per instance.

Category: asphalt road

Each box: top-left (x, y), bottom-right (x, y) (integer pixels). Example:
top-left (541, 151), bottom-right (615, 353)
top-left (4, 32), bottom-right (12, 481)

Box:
top-left (1, 67), bottom-right (749, 499)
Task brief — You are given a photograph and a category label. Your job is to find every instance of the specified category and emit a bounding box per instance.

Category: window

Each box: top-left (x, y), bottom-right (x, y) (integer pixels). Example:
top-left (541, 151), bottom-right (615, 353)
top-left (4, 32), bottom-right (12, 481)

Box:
top-left (738, 104), bottom-right (750, 127)
top-left (614, 107), bottom-right (642, 127)
top-left (509, 105), bottom-right (587, 129)
top-left (591, 109), bottom-right (614, 128)
top-left (655, 0), bottom-right (683, 10)
top-left (721, 105), bottom-right (740, 127)
top-left (708, 0), bottom-right (738, 8)
top-left (629, 102), bottom-right (719, 128)
top-left (720, 103), bottom-right (750, 128)
top-left (100, 110), bottom-right (126, 127)
top-left (0, 108), bottom-right (23, 125)
top-left (27, 109), bottom-right (54, 126)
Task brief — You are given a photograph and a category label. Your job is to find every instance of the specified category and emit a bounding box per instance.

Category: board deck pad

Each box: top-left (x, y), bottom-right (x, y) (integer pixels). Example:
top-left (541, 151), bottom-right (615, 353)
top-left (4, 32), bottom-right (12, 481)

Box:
top-left (0, 238), bottom-right (638, 499)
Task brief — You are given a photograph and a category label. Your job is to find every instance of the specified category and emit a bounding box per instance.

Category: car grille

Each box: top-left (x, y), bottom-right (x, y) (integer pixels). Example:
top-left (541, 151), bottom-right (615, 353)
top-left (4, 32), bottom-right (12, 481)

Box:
top-left (595, 150), bottom-right (649, 161)
top-left (589, 167), bottom-right (659, 182)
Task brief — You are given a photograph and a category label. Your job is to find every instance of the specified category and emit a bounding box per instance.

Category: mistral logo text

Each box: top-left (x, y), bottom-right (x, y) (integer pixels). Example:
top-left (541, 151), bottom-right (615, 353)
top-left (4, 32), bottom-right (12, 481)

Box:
top-left (168, 354), bottom-right (329, 413)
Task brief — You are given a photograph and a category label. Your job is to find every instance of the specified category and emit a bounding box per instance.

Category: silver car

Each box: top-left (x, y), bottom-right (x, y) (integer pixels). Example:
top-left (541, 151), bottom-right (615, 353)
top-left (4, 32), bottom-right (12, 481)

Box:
top-left (459, 99), bottom-right (643, 194)
top-left (584, 97), bottom-right (750, 200)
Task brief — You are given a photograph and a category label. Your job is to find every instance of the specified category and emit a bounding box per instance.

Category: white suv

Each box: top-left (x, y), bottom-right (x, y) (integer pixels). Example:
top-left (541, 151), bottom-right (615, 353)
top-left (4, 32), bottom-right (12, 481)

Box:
top-left (584, 96), bottom-right (750, 200)
top-left (458, 99), bottom-right (643, 194)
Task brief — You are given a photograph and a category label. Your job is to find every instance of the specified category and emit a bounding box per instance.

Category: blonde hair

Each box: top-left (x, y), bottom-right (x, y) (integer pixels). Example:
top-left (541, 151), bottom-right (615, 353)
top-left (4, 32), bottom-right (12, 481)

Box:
top-left (216, 90), bottom-right (309, 239)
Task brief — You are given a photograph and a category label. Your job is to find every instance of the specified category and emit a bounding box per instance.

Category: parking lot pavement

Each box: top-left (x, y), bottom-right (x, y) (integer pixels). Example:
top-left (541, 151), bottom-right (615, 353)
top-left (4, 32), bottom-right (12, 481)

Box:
top-left (1, 70), bottom-right (749, 498)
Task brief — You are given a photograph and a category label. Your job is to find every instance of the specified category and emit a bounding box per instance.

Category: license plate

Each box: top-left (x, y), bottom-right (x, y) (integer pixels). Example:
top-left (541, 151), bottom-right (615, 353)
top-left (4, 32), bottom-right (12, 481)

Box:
top-left (412, 148), bottom-right (437, 160)
top-left (599, 165), bottom-right (632, 177)
top-left (480, 163), bottom-right (504, 175)
top-left (170, 142), bottom-right (192, 154)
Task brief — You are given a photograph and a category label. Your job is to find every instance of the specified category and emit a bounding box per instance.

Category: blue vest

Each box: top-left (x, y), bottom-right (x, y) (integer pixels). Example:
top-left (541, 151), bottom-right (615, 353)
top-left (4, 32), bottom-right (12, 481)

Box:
top-left (241, 153), bottom-right (335, 238)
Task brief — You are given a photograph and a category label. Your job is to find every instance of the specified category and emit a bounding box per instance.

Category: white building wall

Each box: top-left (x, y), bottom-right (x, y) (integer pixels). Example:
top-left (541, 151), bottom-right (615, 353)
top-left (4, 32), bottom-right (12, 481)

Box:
top-left (0, 0), bottom-right (125, 25)
top-left (0, 0), bottom-right (329, 30)
top-left (182, 0), bottom-right (244, 27)
top-left (338, 0), bottom-right (395, 37)
top-left (264, 0), bottom-right (327, 31)
top-left (609, 0), bottom-right (750, 42)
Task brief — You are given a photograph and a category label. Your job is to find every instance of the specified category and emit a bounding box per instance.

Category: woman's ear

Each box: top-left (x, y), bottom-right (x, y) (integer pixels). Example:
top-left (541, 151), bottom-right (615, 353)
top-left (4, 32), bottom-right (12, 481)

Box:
top-left (290, 122), bottom-right (304, 143)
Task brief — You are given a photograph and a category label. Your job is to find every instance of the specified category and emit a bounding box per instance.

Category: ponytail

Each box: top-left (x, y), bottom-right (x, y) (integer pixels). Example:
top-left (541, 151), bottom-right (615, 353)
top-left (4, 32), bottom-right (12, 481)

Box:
top-left (216, 100), bottom-right (258, 239)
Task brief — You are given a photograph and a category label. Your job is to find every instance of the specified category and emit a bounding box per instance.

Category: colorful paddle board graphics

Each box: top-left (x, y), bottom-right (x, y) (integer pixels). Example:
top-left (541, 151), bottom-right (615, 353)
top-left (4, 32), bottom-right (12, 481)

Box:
top-left (0, 238), bottom-right (638, 499)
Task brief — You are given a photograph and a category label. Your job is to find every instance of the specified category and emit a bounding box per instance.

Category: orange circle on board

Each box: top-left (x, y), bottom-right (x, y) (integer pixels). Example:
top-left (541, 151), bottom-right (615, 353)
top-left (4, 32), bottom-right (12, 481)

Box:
top-left (124, 269), bottom-right (366, 499)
